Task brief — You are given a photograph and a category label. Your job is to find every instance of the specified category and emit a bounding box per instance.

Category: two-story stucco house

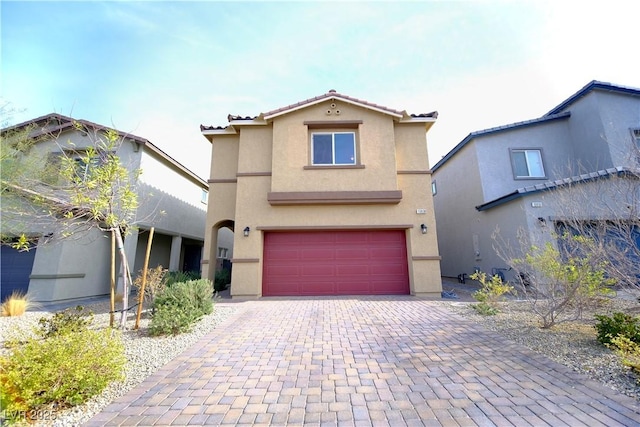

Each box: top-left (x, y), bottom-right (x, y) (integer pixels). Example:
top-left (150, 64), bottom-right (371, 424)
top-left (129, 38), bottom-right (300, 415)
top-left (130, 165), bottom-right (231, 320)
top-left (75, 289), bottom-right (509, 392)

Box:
top-left (431, 81), bottom-right (640, 282)
top-left (200, 90), bottom-right (442, 298)
top-left (1, 114), bottom-right (209, 302)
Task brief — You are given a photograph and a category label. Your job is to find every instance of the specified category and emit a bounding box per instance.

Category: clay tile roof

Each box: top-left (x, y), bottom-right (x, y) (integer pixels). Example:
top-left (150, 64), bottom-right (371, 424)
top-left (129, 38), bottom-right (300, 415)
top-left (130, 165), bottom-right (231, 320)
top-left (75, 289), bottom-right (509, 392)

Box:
top-left (227, 114), bottom-right (258, 122)
top-left (411, 112), bottom-right (438, 119)
top-left (199, 124), bottom-right (227, 131)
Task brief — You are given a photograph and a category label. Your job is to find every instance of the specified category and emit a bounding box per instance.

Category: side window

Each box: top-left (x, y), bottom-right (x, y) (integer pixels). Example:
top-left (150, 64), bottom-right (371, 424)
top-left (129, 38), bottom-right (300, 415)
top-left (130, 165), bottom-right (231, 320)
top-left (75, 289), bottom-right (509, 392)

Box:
top-left (311, 132), bottom-right (356, 165)
top-left (510, 149), bottom-right (545, 179)
top-left (431, 180), bottom-right (437, 196)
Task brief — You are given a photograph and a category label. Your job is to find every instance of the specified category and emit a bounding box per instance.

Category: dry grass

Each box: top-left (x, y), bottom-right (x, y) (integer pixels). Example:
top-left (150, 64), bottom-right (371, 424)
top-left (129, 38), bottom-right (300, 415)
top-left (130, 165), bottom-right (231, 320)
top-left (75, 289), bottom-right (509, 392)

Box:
top-left (1, 292), bottom-right (38, 316)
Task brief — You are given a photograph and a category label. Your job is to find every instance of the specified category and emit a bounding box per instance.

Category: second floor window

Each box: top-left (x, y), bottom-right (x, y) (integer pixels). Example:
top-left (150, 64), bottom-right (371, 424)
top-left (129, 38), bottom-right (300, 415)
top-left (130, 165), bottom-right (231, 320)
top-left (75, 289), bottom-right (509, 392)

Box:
top-left (311, 132), bottom-right (356, 165)
top-left (511, 149), bottom-right (545, 179)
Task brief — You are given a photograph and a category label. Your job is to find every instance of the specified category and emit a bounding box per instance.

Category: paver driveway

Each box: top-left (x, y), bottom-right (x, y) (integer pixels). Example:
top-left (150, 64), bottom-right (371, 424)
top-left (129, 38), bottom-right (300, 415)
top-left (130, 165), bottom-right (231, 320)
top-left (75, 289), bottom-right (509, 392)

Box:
top-left (86, 297), bottom-right (640, 426)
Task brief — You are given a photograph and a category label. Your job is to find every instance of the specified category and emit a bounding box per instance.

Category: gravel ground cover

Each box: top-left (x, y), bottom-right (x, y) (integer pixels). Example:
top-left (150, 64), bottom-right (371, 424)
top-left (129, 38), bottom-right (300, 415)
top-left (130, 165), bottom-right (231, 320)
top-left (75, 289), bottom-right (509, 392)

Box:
top-left (0, 300), bottom-right (238, 427)
top-left (1, 290), bottom-right (639, 426)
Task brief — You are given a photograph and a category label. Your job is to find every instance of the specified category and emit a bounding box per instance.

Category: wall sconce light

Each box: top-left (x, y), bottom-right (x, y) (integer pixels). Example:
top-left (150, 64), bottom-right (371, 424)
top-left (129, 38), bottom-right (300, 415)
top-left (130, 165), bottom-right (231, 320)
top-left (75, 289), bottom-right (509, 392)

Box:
top-left (243, 226), bottom-right (250, 237)
top-left (420, 224), bottom-right (427, 234)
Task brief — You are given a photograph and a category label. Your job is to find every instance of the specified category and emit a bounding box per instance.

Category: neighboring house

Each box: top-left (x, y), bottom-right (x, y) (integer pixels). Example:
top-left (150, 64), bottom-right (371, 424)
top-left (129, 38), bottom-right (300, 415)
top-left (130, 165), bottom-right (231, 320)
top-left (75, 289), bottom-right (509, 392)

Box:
top-left (200, 90), bottom-right (442, 298)
top-left (1, 114), bottom-right (208, 302)
top-left (431, 81), bottom-right (640, 282)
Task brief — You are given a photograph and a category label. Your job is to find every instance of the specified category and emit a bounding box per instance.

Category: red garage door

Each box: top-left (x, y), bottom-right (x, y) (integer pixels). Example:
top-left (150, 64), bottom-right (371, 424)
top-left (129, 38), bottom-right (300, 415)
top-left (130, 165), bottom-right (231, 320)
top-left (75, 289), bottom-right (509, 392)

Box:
top-left (263, 230), bottom-right (409, 296)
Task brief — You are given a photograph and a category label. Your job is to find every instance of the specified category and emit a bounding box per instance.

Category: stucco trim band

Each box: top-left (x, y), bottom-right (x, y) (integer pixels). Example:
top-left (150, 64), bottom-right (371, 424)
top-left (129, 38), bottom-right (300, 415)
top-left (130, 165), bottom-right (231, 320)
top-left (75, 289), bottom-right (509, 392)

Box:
top-left (303, 120), bottom-right (363, 129)
top-left (397, 170), bottom-right (432, 175)
top-left (267, 191), bottom-right (402, 205)
top-left (231, 258), bottom-right (260, 263)
top-left (257, 225), bottom-right (414, 231)
top-left (411, 256), bottom-right (443, 261)
top-left (30, 273), bottom-right (86, 279)
top-left (237, 172), bottom-right (272, 177)
top-left (208, 178), bottom-right (238, 183)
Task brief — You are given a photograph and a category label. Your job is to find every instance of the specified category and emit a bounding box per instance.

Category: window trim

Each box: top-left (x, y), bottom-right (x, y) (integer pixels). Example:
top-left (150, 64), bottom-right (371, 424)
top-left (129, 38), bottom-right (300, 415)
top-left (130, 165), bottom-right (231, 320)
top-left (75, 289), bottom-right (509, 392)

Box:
top-left (509, 148), bottom-right (547, 180)
top-left (310, 131), bottom-right (357, 166)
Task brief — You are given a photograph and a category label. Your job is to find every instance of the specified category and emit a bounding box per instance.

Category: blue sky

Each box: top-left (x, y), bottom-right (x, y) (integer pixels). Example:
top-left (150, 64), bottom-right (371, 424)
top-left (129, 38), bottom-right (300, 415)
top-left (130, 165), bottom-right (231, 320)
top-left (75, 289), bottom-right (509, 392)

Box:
top-left (2, 1), bottom-right (639, 178)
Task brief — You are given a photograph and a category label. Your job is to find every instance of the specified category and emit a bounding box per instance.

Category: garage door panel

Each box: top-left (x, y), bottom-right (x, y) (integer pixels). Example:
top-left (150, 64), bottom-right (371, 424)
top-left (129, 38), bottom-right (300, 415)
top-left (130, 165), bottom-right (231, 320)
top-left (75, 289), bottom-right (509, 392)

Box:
top-left (266, 249), bottom-right (300, 261)
top-left (371, 247), bottom-right (406, 259)
top-left (336, 248), bottom-right (368, 259)
top-left (301, 248), bottom-right (334, 260)
top-left (301, 264), bottom-right (335, 276)
top-left (263, 231), bottom-right (409, 296)
top-left (336, 264), bottom-right (369, 275)
top-left (336, 280), bottom-right (370, 294)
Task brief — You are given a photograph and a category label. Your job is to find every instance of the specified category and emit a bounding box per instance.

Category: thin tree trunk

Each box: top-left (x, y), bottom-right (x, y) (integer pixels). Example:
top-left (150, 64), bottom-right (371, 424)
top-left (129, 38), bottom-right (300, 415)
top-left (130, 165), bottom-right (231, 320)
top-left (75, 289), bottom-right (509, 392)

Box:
top-left (110, 231), bottom-right (116, 327)
top-left (113, 228), bottom-right (130, 329)
top-left (135, 227), bottom-right (154, 330)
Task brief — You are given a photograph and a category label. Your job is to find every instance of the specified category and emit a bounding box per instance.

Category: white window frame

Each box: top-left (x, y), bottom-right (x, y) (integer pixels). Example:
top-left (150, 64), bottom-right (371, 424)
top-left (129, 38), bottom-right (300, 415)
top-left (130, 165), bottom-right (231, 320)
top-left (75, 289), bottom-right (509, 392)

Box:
top-left (310, 132), bottom-right (356, 166)
top-left (510, 148), bottom-right (546, 179)
top-left (201, 189), bottom-right (208, 205)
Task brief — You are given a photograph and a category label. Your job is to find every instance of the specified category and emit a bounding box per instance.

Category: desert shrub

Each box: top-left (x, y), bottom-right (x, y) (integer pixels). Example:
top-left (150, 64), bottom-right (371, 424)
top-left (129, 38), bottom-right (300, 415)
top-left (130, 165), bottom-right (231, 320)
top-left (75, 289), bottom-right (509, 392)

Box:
top-left (37, 306), bottom-right (93, 339)
top-left (214, 269), bottom-right (231, 292)
top-left (595, 312), bottom-right (640, 346)
top-left (470, 271), bottom-right (513, 316)
top-left (149, 279), bottom-right (213, 336)
top-left (609, 335), bottom-right (640, 377)
top-left (133, 265), bottom-right (168, 306)
top-left (165, 270), bottom-right (200, 286)
top-left (511, 236), bottom-right (616, 328)
top-left (0, 324), bottom-right (125, 419)
top-left (1, 292), bottom-right (37, 317)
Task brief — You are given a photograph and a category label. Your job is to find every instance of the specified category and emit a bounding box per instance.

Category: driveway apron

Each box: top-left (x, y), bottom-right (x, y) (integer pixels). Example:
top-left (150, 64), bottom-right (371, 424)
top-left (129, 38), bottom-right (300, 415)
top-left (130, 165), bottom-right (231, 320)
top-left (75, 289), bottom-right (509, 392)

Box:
top-left (86, 297), bottom-right (640, 426)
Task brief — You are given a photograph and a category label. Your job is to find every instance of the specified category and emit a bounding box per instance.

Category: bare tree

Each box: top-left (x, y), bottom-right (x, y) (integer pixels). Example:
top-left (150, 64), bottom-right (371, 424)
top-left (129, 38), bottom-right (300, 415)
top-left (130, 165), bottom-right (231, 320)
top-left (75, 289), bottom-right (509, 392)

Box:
top-left (1, 113), bottom-right (141, 328)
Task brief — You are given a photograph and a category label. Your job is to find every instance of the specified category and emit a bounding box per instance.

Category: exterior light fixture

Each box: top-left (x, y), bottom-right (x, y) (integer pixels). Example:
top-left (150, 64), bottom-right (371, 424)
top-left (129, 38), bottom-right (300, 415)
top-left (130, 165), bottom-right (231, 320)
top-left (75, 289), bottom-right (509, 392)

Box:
top-left (243, 226), bottom-right (250, 237)
top-left (420, 224), bottom-right (427, 234)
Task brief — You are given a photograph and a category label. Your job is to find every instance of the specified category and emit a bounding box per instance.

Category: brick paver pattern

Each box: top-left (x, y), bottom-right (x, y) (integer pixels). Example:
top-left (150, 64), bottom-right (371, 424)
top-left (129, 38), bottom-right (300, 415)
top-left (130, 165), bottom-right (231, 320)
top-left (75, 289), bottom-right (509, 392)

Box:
top-left (86, 297), bottom-right (640, 426)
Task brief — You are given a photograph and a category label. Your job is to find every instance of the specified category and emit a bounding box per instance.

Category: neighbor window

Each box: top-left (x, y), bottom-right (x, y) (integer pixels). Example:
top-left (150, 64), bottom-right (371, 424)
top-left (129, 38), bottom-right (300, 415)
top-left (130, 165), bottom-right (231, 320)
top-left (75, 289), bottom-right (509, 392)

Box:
top-left (311, 132), bottom-right (356, 165)
top-left (201, 189), bottom-right (208, 204)
top-left (511, 149), bottom-right (545, 178)
top-left (431, 181), bottom-right (437, 196)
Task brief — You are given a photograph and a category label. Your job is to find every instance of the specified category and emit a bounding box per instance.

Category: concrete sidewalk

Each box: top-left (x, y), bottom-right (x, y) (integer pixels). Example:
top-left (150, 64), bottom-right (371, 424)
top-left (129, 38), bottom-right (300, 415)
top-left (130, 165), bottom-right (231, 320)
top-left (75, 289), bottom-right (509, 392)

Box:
top-left (86, 297), bottom-right (640, 426)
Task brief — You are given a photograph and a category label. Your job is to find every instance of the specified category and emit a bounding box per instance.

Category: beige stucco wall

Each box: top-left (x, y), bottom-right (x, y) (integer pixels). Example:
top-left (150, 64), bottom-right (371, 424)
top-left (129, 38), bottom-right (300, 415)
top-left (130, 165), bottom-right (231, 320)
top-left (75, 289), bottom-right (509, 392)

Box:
top-left (203, 100), bottom-right (442, 297)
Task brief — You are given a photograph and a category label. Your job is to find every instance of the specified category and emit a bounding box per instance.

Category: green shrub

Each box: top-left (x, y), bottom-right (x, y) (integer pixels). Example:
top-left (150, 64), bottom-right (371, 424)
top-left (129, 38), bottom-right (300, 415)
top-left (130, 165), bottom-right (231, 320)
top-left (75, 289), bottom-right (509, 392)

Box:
top-left (214, 269), bottom-right (231, 292)
top-left (0, 328), bottom-right (125, 418)
top-left (594, 312), bottom-right (640, 346)
top-left (150, 279), bottom-right (213, 336)
top-left (165, 270), bottom-right (200, 286)
top-left (469, 271), bottom-right (513, 315)
top-left (610, 335), bottom-right (640, 377)
top-left (511, 237), bottom-right (616, 328)
top-left (37, 305), bottom-right (93, 339)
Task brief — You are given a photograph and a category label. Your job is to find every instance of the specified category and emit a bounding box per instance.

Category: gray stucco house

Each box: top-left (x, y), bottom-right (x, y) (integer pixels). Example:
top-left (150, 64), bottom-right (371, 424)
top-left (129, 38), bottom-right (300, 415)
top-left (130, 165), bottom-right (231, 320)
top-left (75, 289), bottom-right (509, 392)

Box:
top-left (1, 114), bottom-right (212, 303)
top-left (431, 81), bottom-right (640, 282)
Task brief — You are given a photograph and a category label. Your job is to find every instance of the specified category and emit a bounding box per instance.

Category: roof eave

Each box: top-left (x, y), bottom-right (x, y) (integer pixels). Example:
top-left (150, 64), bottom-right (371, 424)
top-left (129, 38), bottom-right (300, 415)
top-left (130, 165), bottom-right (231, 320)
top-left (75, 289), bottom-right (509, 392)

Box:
top-left (263, 95), bottom-right (404, 121)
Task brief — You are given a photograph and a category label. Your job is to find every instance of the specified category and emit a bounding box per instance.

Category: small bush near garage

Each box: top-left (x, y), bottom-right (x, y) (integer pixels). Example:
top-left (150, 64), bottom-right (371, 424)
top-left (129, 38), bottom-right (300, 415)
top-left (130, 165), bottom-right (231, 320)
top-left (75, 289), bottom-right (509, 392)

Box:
top-left (0, 310), bottom-right (125, 420)
top-left (214, 269), bottom-right (231, 292)
top-left (150, 279), bottom-right (214, 336)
